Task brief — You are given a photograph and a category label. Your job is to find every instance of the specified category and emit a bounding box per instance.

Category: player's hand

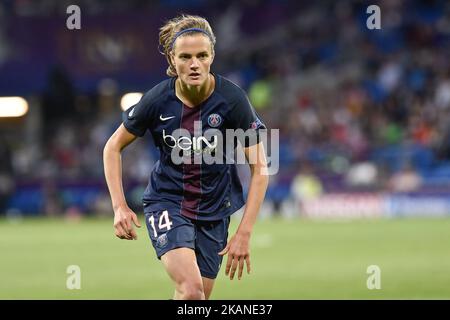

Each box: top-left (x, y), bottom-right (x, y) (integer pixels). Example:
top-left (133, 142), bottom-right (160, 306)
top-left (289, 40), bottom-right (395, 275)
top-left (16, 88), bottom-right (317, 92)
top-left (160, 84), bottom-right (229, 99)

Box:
top-left (113, 205), bottom-right (141, 240)
top-left (218, 232), bottom-right (251, 280)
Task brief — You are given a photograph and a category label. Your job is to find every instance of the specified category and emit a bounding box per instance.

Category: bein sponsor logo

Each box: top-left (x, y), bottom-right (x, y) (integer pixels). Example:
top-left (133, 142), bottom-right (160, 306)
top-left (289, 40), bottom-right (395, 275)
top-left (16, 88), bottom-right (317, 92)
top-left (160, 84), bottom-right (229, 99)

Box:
top-left (163, 129), bottom-right (218, 153)
top-left (165, 121), bottom-right (279, 175)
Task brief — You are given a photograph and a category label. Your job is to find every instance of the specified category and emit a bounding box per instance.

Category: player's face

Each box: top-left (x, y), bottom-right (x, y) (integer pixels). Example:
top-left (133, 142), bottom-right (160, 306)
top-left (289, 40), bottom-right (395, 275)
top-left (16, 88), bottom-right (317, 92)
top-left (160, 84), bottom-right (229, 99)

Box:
top-left (171, 34), bottom-right (214, 87)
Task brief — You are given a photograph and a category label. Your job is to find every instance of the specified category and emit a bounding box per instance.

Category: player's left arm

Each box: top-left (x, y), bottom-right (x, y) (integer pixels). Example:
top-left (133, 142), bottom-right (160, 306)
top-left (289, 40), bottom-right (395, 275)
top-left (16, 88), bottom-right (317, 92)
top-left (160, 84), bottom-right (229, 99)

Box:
top-left (219, 141), bottom-right (269, 280)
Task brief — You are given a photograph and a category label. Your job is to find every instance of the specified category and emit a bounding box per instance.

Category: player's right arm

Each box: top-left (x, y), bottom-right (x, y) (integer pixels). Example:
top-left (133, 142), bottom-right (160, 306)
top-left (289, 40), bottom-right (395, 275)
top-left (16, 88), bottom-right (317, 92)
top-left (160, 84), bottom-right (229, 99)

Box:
top-left (103, 124), bottom-right (142, 240)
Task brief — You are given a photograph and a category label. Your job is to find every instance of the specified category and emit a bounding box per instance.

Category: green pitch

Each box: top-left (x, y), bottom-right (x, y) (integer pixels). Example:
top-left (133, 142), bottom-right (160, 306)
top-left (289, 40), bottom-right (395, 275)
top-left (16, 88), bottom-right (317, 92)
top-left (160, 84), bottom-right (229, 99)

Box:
top-left (1, 215), bottom-right (450, 299)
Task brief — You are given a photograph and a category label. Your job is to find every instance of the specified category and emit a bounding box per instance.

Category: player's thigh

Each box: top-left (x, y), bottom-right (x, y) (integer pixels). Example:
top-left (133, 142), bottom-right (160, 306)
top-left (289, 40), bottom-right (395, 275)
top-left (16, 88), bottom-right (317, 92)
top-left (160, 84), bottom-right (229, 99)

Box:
top-left (161, 247), bottom-right (203, 287)
top-left (202, 276), bottom-right (215, 300)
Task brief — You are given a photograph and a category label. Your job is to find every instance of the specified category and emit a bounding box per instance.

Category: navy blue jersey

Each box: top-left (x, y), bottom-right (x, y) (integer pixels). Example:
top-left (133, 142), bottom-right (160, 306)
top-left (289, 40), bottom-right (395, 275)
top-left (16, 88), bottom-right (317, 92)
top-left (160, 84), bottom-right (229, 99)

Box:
top-left (122, 74), bottom-right (266, 221)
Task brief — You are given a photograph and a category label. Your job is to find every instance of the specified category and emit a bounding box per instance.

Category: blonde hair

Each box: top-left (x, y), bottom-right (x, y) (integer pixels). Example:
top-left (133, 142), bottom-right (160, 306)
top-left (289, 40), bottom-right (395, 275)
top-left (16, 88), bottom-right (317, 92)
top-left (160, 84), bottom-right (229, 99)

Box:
top-left (159, 14), bottom-right (216, 77)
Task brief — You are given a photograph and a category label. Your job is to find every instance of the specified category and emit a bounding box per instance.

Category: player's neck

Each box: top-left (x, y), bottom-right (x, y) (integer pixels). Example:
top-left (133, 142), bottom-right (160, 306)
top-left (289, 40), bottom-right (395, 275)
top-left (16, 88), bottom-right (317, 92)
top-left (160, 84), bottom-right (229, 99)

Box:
top-left (176, 73), bottom-right (215, 108)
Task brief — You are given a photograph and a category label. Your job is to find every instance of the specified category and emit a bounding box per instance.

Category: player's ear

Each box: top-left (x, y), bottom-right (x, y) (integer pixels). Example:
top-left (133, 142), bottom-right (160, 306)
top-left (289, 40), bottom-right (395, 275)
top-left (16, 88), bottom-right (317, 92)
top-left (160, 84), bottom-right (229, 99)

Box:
top-left (169, 52), bottom-right (176, 67)
top-left (210, 49), bottom-right (215, 64)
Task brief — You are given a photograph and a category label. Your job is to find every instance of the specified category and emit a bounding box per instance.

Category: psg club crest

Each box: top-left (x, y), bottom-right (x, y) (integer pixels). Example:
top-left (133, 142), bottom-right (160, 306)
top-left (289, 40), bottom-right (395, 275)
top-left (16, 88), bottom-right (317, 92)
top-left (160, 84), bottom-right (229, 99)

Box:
top-left (156, 234), bottom-right (168, 248)
top-left (208, 113), bottom-right (222, 128)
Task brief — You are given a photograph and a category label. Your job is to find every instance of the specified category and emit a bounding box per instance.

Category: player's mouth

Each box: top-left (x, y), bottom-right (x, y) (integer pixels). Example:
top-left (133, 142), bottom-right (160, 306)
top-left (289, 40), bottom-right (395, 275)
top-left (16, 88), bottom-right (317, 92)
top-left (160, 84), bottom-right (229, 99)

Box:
top-left (189, 73), bottom-right (201, 79)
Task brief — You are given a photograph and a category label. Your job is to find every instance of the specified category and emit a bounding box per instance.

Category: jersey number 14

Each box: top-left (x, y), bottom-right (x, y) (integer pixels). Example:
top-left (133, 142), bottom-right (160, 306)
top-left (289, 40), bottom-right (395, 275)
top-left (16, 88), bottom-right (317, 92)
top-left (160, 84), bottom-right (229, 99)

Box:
top-left (148, 210), bottom-right (173, 237)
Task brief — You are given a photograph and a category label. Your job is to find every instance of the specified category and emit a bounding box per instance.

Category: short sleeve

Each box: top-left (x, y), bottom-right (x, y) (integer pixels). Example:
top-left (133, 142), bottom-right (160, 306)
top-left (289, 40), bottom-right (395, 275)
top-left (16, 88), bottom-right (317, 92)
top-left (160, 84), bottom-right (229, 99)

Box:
top-left (228, 89), bottom-right (267, 147)
top-left (122, 92), bottom-right (156, 137)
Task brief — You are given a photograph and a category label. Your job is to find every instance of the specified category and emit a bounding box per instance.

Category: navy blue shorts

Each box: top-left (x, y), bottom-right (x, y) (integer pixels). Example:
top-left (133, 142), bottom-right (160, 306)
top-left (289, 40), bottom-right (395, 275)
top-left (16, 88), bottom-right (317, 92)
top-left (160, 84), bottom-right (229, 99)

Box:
top-left (144, 208), bottom-right (230, 279)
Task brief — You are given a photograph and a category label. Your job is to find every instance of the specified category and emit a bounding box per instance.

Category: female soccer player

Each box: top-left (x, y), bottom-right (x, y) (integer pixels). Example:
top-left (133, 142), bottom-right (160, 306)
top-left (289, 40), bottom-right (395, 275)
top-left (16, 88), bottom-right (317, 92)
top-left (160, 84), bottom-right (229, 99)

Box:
top-left (103, 14), bottom-right (268, 300)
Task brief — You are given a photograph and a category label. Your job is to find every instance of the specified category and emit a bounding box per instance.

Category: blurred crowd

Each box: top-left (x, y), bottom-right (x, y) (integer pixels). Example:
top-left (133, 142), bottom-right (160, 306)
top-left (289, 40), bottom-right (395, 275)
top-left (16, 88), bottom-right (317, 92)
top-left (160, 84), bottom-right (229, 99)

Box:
top-left (1, 0), bottom-right (450, 215)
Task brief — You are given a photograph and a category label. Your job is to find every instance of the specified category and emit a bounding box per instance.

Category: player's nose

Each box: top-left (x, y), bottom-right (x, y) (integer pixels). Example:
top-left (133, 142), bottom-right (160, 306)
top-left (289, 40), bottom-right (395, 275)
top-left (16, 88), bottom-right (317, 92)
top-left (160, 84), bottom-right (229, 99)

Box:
top-left (190, 58), bottom-right (200, 68)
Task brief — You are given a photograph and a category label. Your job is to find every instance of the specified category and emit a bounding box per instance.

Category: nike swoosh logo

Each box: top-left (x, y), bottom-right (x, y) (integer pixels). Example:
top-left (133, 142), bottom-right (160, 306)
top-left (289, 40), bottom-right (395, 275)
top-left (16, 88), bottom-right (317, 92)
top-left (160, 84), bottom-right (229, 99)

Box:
top-left (160, 115), bottom-right (175, 121)
top-left (128, 107), bottom-right (135, 117)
